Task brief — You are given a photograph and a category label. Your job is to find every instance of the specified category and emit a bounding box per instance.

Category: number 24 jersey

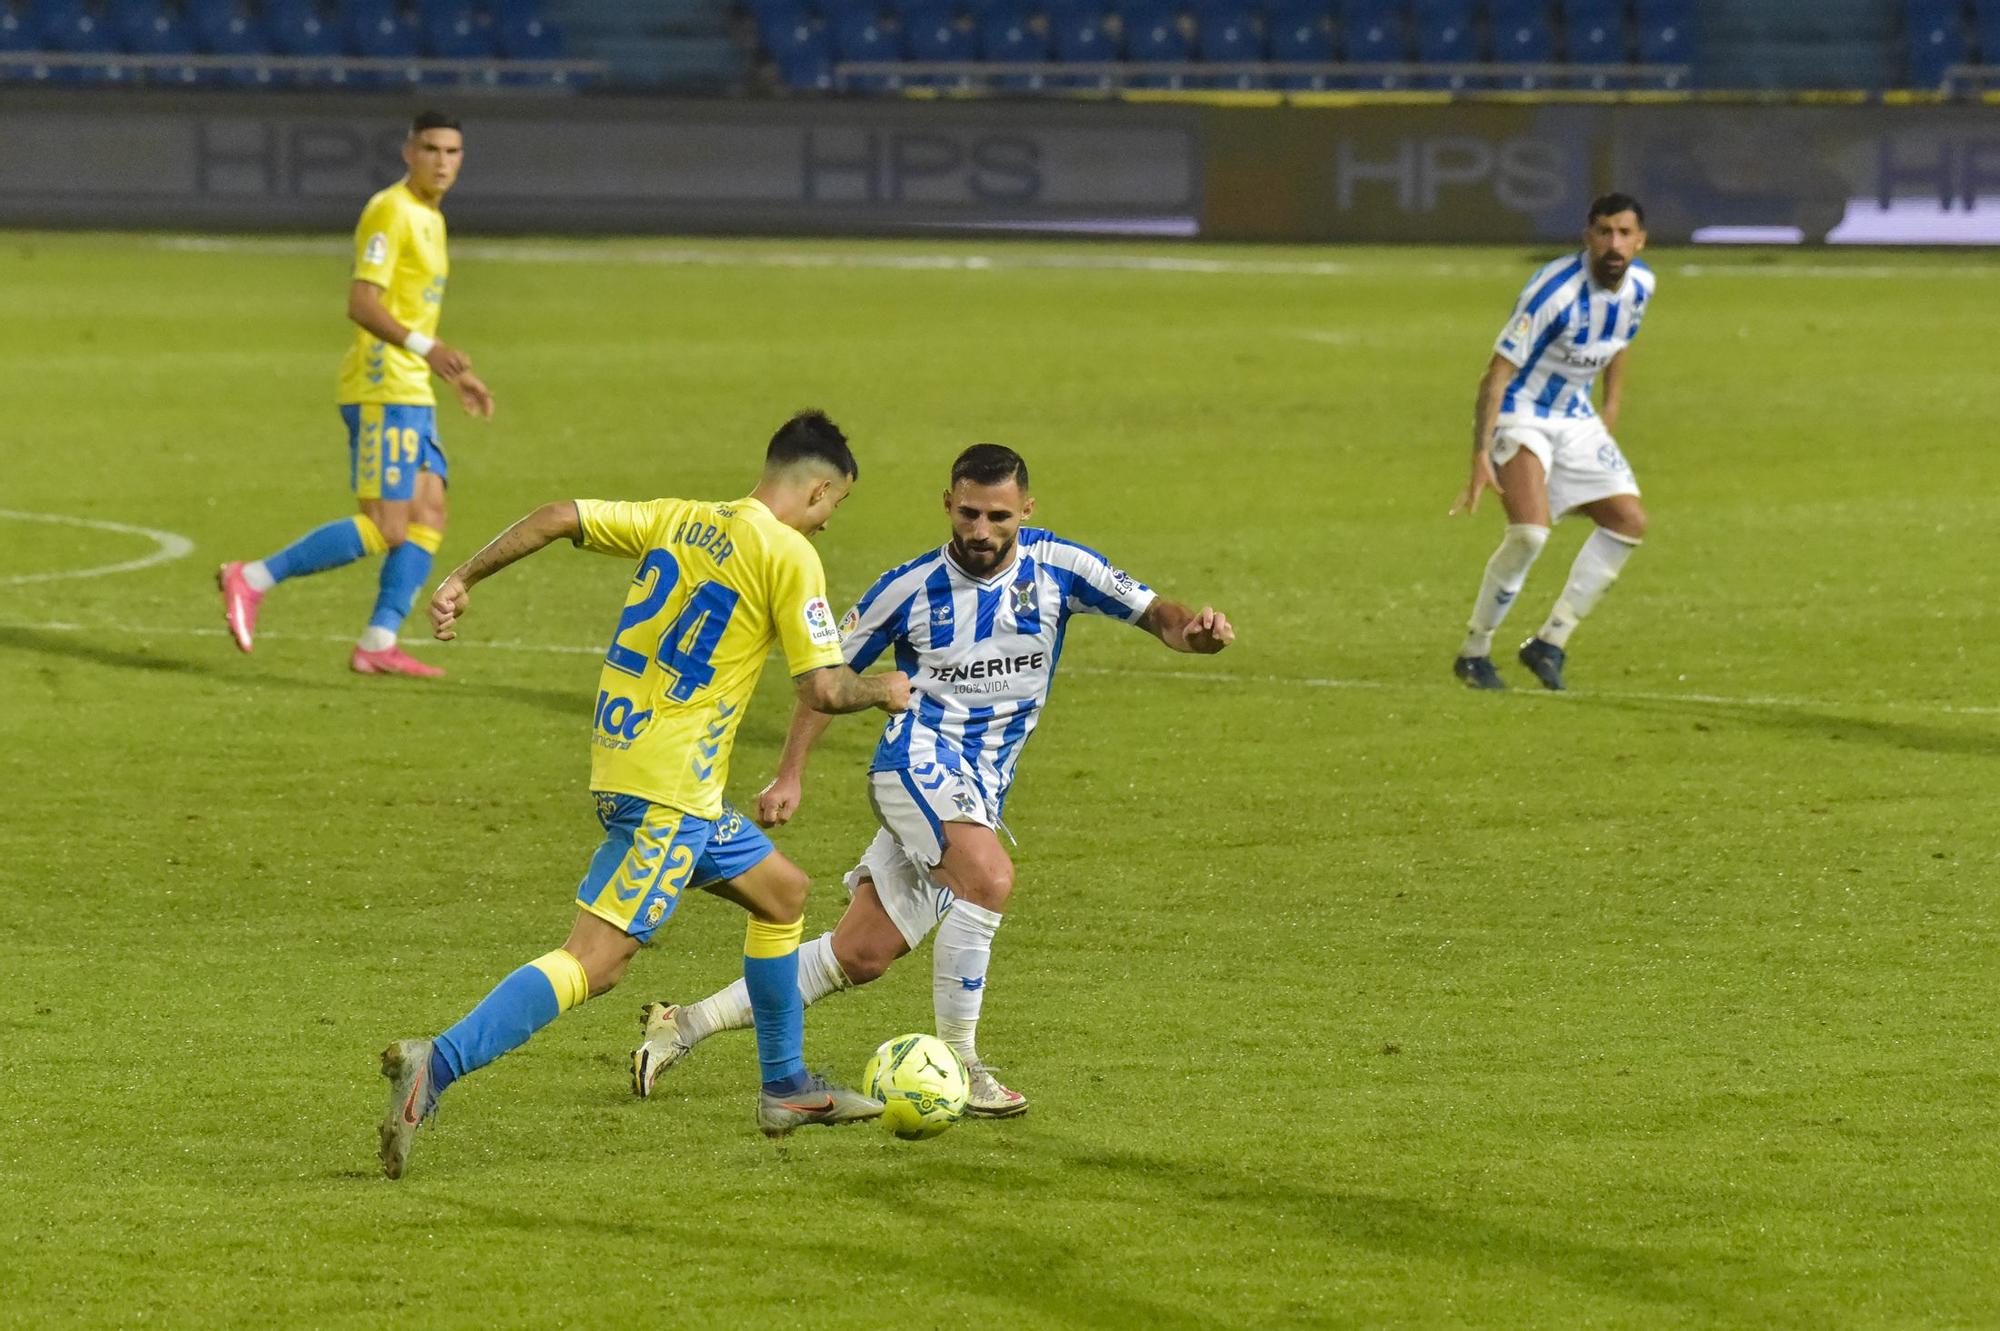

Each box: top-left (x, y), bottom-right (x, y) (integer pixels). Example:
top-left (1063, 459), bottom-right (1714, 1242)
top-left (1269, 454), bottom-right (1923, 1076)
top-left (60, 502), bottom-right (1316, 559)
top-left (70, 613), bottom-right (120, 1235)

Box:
top-left (576, 496), bottom-right (844, 819)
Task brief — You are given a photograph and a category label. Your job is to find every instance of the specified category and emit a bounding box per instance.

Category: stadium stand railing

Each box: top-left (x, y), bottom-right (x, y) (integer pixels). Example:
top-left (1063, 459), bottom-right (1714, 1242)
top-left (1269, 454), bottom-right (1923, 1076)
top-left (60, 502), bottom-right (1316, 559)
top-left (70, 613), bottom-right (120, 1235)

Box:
top-left (746, 0), bottom-right (1701, 95)
top-left (0, 0), bottom-right (606, 88)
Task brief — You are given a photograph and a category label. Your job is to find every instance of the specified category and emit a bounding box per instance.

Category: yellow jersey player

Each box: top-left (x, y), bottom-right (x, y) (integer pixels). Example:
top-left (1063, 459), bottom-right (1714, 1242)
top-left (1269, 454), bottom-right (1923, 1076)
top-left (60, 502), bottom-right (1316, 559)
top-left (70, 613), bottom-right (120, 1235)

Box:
top-left (217, 109), bottom-right (495, 678)
top-left (376, 411), bottom-right (912, 1179)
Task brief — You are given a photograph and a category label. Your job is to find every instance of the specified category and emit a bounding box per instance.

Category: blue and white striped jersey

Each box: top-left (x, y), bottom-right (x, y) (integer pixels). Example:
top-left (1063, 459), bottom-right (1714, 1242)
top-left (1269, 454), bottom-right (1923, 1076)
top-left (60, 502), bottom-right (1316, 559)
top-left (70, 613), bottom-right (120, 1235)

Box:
top-left (840, 528), bottom-right (1157, 814)
top-left (1493, 252), bottom-right (1656, 425)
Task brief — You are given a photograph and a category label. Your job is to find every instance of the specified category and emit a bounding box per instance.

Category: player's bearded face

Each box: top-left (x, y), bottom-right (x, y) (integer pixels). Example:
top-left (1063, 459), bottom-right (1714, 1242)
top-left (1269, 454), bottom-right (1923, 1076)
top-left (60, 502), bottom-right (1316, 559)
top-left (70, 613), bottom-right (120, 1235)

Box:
top-left (946, 479), bottom-right (1033, 575)
top-left (1585, 210), bottom-right (1645, 286)
top-left (404, 130), bottom-right (465, 199)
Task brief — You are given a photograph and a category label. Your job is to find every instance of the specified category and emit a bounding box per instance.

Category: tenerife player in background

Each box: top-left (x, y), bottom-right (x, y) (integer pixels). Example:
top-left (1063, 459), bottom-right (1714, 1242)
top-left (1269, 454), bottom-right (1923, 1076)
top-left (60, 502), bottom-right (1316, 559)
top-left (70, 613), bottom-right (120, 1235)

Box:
top-left (631, 444), bottom-right (1235, 1118)
top-left (217, 110), bottom-right (495, 679)
top-left (1449, 193), bottom-right (1655, 692)
top-left (375, 412), bottom-right (911, 1178)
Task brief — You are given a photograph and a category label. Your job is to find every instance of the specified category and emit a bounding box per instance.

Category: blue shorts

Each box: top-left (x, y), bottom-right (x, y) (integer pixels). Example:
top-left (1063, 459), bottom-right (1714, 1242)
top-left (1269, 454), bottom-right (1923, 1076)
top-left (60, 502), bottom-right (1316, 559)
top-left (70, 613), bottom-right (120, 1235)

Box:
top-left (574, 794), bottom-right (775, 943)
top-left (342, 403), bottom-right (447, 502)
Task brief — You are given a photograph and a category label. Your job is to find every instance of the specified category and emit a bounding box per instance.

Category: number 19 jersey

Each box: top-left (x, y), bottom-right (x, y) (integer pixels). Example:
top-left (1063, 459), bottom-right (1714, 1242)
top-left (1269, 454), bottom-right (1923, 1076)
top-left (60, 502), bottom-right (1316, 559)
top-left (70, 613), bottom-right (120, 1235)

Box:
top-left (576, 496), bottom-right (845, 819)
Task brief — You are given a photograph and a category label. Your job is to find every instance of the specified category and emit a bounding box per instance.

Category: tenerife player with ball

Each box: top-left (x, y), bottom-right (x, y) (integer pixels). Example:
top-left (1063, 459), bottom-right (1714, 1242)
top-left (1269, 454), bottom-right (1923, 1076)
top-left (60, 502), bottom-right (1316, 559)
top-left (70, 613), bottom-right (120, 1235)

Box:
top-left (632, 443), bottom-right (1235, 1116)
top-left (1450, 193), bottom-right (1656, 692)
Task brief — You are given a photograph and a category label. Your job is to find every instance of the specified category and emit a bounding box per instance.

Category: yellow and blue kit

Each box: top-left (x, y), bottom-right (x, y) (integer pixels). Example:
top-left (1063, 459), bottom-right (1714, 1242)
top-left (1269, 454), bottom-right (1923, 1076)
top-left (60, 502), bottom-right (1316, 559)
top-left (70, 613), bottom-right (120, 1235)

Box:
top-left (424, 494), bottom-right (845, 1102)
top-left (339, 180), bottom-right (449, 503)
top-left (569, 494), bottom-right (845, 942)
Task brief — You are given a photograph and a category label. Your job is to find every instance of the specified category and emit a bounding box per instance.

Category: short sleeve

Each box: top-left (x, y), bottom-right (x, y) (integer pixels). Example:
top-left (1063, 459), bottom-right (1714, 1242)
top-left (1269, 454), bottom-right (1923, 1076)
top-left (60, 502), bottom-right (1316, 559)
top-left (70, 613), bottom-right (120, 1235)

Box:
top-left (1042, 537), bottom-right (1155, 624)
top-left (574, 499), bottom-right (662, 561)
top-left (838, 567), bottom-right (914, 672)
top-left (1493, 260), bottom-right (1579, 368)
top-left (352, 192), bottom-right (404, 289)
top-left (768, 534), bottom-right (845, 677)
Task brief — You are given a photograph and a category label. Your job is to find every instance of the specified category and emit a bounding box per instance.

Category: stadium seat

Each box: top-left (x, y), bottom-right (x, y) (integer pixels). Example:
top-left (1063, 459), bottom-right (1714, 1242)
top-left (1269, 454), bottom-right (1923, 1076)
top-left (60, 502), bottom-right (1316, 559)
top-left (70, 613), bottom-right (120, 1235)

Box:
top-left (830, 11), bottom-right (900, 88)
top-left (1565, 8), bottom-right (1625, 84)
top-left (1340, 14), bottom-right (1406, 87)
top-left (1412, 0), bottom-right (1479, 90)
top-left (978, 9), bottom-right (1050, 89)
top-left (1486, 0), bottom-right (1550, 27)
top-left (903, 6), bottom-right (974, 85)
top-left (1195, 7), bottom-right (1261, 88)
top-left (1265, 2), bottom-right (1332, 88)
top-left (1633, 5), bottom-right (1689, 84)
top-left (1975, 0), bottom-right (2000, 61)
top-left (498, 11), bottom-right (562, 58)
top-left (119, 1), bottom-right (201, 85)
top-left (766, 12), bottom-right (833, 86)
top-left (347, 2), bottom-right (423, 87)
top-left (755, 1), bottom-right (810, 48)
top-left (1123, 7), bottom-right (1190, 87)
top-left (1906, 9), bottom-right (1967, 85)
top-left (1049, 5), bottom-right (1112, 87)
top-left (38, 0), bottom-right (120, 84)
top-left (194, 3), bottom-right (275, 87)
top-left (1560, 0), bottom-right (1623, 21)
top-left (1491, 14), bottom-right (1555, 88)
top-left (422, 4), bottom-right (496, 60)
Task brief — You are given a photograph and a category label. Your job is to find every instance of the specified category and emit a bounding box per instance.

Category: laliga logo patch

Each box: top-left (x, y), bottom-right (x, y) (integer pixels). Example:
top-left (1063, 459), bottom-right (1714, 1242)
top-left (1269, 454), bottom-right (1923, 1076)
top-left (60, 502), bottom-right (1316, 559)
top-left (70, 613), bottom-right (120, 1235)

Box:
top-left (1011, 579), bottom-right (1035, 615)
top-left (803, 596), bottom-right (839, 647)
top-left (363, 232), bottom-right (388, 267)
top-left (838, 606), bottom-right (860, 641)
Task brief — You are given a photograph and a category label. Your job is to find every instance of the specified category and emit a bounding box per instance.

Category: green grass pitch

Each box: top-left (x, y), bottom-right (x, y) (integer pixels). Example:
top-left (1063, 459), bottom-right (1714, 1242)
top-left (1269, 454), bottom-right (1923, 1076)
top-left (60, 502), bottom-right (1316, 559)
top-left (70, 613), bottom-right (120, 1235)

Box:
top-left (1, 232), bottom-right (1995, 1328)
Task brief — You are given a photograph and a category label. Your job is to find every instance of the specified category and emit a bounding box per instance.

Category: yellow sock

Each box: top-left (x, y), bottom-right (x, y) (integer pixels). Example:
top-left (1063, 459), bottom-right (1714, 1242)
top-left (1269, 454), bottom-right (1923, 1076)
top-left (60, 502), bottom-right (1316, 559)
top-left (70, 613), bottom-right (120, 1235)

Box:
top-left (352, 514), bottom-right (388, 557)
top-left (406, 522), bottom-right (444, 555)
top-left (527, 948), bottom-right (589, 1011)
top-left (744, 916), bottom-right (804, 959)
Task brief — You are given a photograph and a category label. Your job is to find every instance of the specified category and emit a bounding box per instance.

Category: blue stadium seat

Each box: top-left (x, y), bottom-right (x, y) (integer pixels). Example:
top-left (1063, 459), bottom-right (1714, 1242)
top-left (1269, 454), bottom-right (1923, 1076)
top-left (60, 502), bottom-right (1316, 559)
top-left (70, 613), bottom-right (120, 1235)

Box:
top-left (423, 4), bottom-right (495, 60)
top-left (39, 0), bottom-right (120, 83)
top-left (192, 2), bottom-right (274, 86)
top-left (1491, 14), bottom-right (1554, 87)
top-left (1633, 5), bottom-right (1689, 84)
top-left (1412, 0), bottom-right (1479, 89)
top-left (1265, 3), bottom-right (1331, 87)
top-left (903, 6), bottom-right (974, 84)
top-left (978, 9), bottom-right (1050, 89)
top-left (264, 0), bottom-right (350, 83)
top-left (120, 2), bottom-right (201, 85)
top-left (766, 13), bottom-right (832, 87)
top-left (1906, 9), bottom-right (1967, 84)
top-left (831, 11), bottom-right (900, 88)
top-left (1565, 9), bottom-right (1625, 83)
top-left (755, 1), bottom-right (810, 48)
top-left (1560, 0), bottom-right (1622, 21)
top-left (1486, 0), bottom-right (1551, 28)
top-left (1341, 14), bottom-right (1406, 87)
top-left (1974, 0), bottom-right (2000, 61)
top-left (498, 11), bottom-right (562, 58)
top-left (1049, 6), bottom-right (1112, 86)
top-left (1124, 7), bottom-right (1190, 86)
top-left (1195, 7), bottom-right (1261, 88)
top-left (0, 2), bottom-right (40, 83)
top-left (347, 2), bottom-right (423, 87)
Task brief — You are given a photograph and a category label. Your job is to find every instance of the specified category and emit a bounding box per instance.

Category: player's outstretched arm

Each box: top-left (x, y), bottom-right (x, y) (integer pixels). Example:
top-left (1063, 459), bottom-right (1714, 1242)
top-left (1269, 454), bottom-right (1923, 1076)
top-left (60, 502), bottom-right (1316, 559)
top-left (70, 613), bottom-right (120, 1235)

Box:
top-left (793, 665), bottom-right (912, 716)
top-left (1450, 352), bottom-right (1516, 516)
top-left (428, 501), bottom-right (581, 640)
top-left (1139, 599), bottom-right (1236, 654)
top-left (754, 702), bottom-right (840, 828)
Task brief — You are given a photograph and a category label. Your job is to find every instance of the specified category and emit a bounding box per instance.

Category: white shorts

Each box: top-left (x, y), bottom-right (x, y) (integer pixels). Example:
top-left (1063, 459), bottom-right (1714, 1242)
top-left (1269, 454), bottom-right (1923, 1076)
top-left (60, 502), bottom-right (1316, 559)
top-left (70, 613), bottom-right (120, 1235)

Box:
top-left (1490, 417), bottom-right (1640, 518)
top-left (864, 765), bottom-right (997, 871)
top-left (848, 765), bottom-right (999, 951)
top-left (842, 828), bottom-right (954, 952)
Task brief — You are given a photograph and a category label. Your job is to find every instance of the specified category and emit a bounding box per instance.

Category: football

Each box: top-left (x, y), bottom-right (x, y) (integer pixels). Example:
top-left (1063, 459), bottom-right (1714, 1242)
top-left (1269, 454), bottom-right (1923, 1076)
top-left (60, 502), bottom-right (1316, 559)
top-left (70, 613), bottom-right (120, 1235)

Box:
top-left (862, 1034), bottom-right (970, 1140)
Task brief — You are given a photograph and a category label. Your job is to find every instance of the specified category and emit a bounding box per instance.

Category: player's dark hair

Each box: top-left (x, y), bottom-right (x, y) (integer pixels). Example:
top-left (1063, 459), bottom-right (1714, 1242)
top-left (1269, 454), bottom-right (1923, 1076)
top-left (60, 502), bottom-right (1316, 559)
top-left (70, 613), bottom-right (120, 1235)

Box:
top-left (767, 409), bottom-right (857, 479)
top-left (410, 109), bottom-right (462, 136)
top-left (950, 443), bottom-right (1029, 492)
top-left (1588, 192), bottom-right (1645, 226)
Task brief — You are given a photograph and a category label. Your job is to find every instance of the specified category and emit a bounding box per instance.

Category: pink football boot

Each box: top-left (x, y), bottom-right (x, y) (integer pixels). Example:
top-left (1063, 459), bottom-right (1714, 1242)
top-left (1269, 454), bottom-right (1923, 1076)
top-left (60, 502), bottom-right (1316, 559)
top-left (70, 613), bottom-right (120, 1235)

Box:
top-left (216, 562), bottom-right (263, 653)
top-left (350, 645), bottom-right (446, 678)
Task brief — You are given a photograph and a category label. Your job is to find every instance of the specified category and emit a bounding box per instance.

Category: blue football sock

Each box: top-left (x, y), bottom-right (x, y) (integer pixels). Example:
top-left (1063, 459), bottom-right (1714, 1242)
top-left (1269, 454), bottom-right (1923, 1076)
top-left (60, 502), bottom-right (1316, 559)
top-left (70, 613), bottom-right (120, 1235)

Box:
top-left (744, 917), bottom-right (807, 1093)
top-left (263, 515), bottom-right (379, 584)
top-left (428, 949), bottom-right (589, 1101)
top-left (368, 540), bottom-right (434, 634)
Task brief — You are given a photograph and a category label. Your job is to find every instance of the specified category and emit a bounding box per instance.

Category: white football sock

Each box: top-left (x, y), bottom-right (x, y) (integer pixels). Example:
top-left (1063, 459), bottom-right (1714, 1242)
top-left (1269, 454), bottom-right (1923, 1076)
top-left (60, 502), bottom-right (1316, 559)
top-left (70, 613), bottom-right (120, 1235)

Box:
top-left (242, 560), bottom-right (276, 593)
top-left (1537, 527), bottom-right (1640, 649)
top-left (933, 899), bottom-right (1003, 1068)
top-left (674, 932), bottom-right (850, 1047)
top-left (1460, 523), bottom-right (1549, 657)
top-left (357, 626), bottom-right (396, 653)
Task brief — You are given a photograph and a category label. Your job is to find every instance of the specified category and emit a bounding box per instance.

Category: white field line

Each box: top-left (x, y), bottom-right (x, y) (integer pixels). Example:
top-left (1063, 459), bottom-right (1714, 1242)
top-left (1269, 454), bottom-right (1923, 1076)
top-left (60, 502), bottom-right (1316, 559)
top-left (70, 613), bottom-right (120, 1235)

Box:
top-left (0, 510), bottom-right (195, 586)
top-left (3, 618), bottom-right (1995, 719)
top-left (144, 236), bottom-right (1963, 282)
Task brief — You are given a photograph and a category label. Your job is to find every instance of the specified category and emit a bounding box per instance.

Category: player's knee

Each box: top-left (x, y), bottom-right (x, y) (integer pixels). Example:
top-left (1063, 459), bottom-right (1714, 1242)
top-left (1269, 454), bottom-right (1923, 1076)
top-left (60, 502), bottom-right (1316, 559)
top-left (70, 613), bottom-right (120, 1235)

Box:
top-left (1613, 507), bottom-right (1648, 542)
top-left (832, 932), bottom-right (899, 986)
top-left (955, 861), bottom-right (1014, 912)
top-left (582, 949), bottom-right (630, 998)
top-left (760, 864), bottom-right (810, 924)
top-left (374, 514), bottom-right (410, 548)
top-left (1502, 522), bottom-right (1550, 559)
